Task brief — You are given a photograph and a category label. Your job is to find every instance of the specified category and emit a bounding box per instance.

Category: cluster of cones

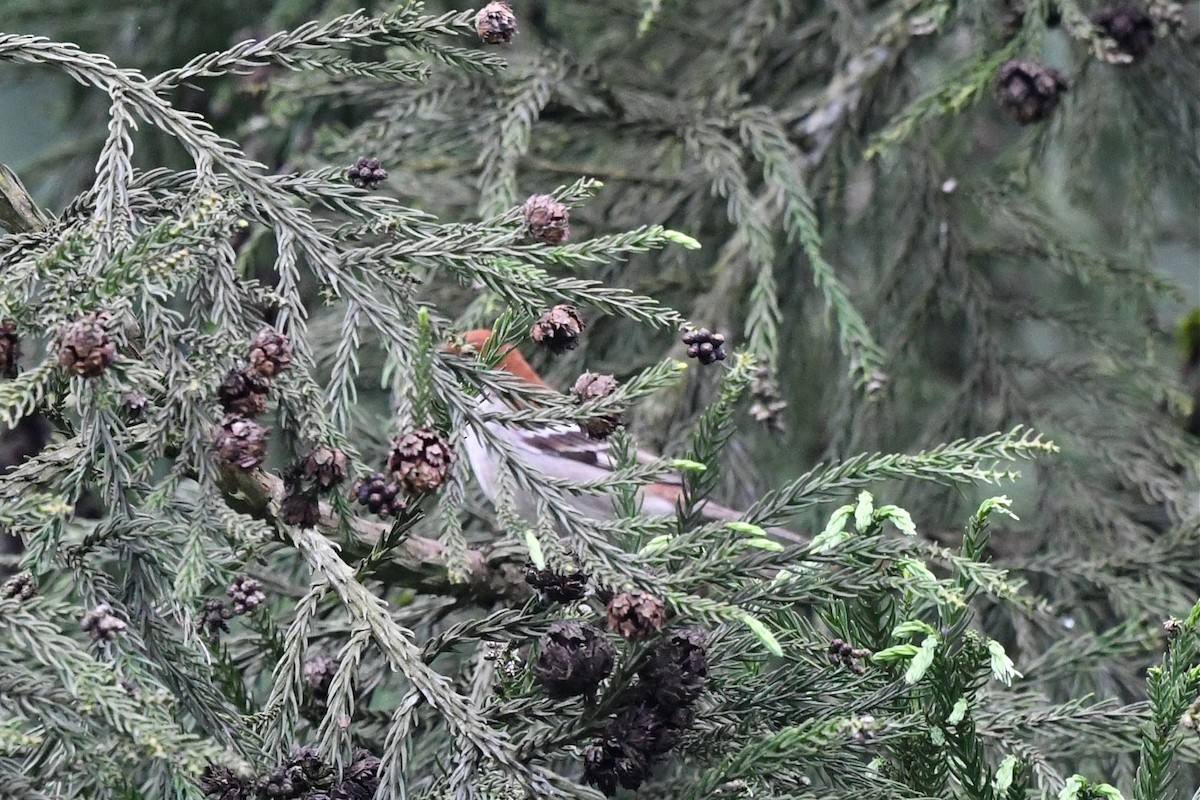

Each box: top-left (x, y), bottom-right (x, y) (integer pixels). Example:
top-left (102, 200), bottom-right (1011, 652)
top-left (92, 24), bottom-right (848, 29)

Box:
top-left (521, 563), bottom-right (711, 796)
top-left (351, 427), bottom-right (454, 521)
top-left (582, 627), bottom-right (710, 796)
top-left (198, 575), bottom-right (268, 641)
top-left (200, 747), bottom-right (379, 800)
top-left (995, 4), bottom-right (1177, 126)
top-left (211, 328), bottom-right (292, 470)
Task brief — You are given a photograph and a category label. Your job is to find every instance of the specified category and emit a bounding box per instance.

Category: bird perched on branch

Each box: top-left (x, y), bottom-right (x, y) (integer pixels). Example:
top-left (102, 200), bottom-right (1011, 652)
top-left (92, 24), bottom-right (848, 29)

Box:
top-left (453, 329), bottom-right (805, 545)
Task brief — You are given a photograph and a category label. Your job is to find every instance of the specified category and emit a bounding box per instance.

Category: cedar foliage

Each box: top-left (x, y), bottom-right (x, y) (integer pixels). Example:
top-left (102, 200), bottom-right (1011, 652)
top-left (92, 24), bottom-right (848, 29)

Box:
top-left (0, 1), bottom-right (1197, 799)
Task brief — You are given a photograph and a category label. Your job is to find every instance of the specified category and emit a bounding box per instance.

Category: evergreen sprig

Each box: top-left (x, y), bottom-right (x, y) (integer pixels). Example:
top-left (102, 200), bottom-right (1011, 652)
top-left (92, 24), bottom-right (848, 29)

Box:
top-left (0, 1), bottom-right (1195, 798)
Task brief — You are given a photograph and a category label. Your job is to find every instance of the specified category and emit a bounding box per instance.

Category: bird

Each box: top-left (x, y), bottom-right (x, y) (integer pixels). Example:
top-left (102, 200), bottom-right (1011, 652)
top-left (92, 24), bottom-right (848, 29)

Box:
top-left (453, 329), bottom-right (805, 545)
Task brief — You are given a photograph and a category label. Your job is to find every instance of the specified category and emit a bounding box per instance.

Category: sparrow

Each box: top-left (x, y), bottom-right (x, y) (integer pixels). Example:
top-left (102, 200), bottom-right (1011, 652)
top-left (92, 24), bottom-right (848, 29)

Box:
top-left (454, 330), bottom-right (805, 545)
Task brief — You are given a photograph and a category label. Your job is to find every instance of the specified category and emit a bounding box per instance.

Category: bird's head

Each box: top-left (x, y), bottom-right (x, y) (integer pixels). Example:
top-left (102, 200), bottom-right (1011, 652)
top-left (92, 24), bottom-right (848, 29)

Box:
top-left (454, 329), bottom-right (549, 388)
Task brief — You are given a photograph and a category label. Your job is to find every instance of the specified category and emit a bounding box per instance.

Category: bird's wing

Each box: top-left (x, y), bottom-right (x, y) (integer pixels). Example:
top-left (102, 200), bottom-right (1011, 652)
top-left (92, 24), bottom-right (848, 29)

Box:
top-left (462, 396), bottom-right (806, 545)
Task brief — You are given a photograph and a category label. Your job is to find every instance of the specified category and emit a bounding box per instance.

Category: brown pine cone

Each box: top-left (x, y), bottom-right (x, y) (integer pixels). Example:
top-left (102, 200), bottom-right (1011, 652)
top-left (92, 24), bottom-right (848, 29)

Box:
top-left (303, 655), bottom-right (337, 708)
top-left (304, 446), bottom-right (349, 491)
top-left (476, 1), bottom-right (518, 45)
top-left (583, 736), bottom-right (651, 797)
top-left (199, 766), bottom-right (253, 800)
top-left (996, 59), bottom-right (1069, 125)
top-left (1, 572), bottom-right (35, 602)
top-left (256, 748), bottom-right (332, 800)
top-left (280, 486), bottom-right (320, 528)
top-left (827, 637), bottom-right (872, 675)
top-left (640, 628), bottom-right (709, 708)
top-left (1092, 5), bottom-right (1156, 62)
top-left (530, 305), bottom-right (584, 354)
top-left (570, 372), bottom-right (622, 439)
top-left (606, 591), bottom-right (666, 641)
top-left (335, 749), bottom-right (381, 800)
top-left (81, 603), bottom-right (126, 641)
top-left (122, 392), bottom-right (150, 422)
top-left (524, 561), bottom-right (589, 603)
top-left (198, 598), bottom-right (233, 639)
top-left (212, 414), bottom-right (269, 470)
top-left (749, 365), bottom-right (787, 433)
top-left (218, 366), bottom-right (271, 417)
top-left (533, 621), bottom-right (616, 698)
top-left (57, 312), bottom-right (116, 377)
top-left (248, 327), bottom-right (292, 378)
top-left (609, 702), bottom-right (695, 758)
top-left (387, 428), bottom-right (453, 495)
top-left (522, 194), bottom-right (569, 244)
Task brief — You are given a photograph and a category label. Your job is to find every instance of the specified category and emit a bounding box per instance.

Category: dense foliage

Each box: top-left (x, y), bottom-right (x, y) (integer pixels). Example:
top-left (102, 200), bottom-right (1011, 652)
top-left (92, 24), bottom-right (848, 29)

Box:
top-left (0, 1), bottom-right (1196, 798)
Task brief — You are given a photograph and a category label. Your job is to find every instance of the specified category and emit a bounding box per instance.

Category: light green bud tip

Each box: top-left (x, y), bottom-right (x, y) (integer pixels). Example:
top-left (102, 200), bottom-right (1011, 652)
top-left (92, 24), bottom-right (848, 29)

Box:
top-left (725, 521), bottom-right (768, 537)
top-left (523, 529), bottom-right (545, 570)
top-left (662, 229), bottom-right (702, 250)
top-left (742, 614), bottom-right (784, 657)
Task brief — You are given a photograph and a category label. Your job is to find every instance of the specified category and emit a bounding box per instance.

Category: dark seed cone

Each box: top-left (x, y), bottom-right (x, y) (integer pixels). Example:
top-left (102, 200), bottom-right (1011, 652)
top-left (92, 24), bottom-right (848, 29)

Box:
top-left (995, 59), bottom-right (1069, 125)
top-left (258, 747), bottom-right (332, 799)
top-left (530, 305), bottom-right (584, 354)
top-left (997, 0), bottom-right (1027, 40)
top-left (227, 575), bottom-right (266, 615)
top-left (533, 621), bottom-right (615, 698)
top-left (281, 486), bottom-right (321, 528)
top-left (212, 414), bottom-right (269, 470)
top-left (476, 1), bottom-right (518, 45)
top-left (81, 603), bottom-right (126, 641)
top-left (583, 687), bottom-right (700, 795)
top-left (606, 590), bottom-right (666, 641)
top-left (57, 312), bottom-right (116, 377)
top-left (347, 156), bottom-right (388, 190)
top-left (388, 428), bottom-right (453, 494)
top-left (583, 735), bottom-right (651, 797)
top-left (218, 366), bottom-right (272, 417)
top-left (199, 765), bottom-right (253, 800)
top-left (1092, 5), bottom-right (1156, 62)
top-left (639, 628), bottom-right (709, 708)
top-left (122, 392), bottom-right (150, 422)
top-left (524, 561), bottom-right (589, 603)
top-left (0, 320), bottom-right (20, 379)
top-left (827, 637), bottom-right (871, 674)
top-left (522, 194), bottom-right (569, 244)
top-left (570, 372), bottom-right (622, 439)
top-left (249, 327), bottom-right (292, 378)
top-left (304, 655), bottom-right (337, 708)
top-left (353, 472), bottom-right (407, 518)
top-left (681, 328), bottom-right (726, 365)
top-left (198, 598), bottom-right (233, 639)
top-left (304, 446), bottom-right (349, 490)
top-left (594, 583), bottom-right (615, 607)
top-left (1, 571), bottom-right (35, 601)
top-left (333, 749), bottom-right (381, 800)
top-left (281, 460), bottom-right (322, 527)
top-left (611, 702), bottom-right (694, 758)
